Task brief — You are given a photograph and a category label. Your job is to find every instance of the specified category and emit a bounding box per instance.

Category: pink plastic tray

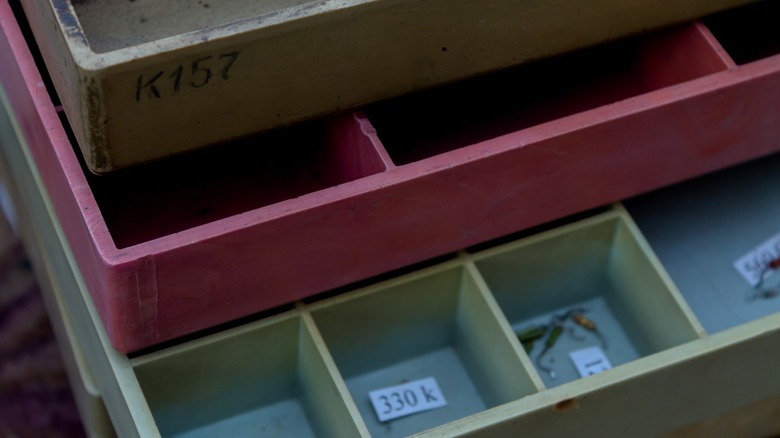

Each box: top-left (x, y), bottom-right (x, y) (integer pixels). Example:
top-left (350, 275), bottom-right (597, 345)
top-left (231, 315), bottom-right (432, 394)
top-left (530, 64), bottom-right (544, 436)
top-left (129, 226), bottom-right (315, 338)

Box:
top-left (3, 0), bottom-right (780, 352)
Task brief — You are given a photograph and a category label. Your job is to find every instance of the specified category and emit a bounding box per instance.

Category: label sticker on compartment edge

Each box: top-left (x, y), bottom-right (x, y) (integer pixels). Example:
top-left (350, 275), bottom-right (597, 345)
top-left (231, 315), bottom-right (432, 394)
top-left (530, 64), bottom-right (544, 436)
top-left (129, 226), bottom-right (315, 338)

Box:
top-left (368, 377), bottom-right (447, 422)
top-left (734, 231), bottom-right (780, 287)
top-left (569, 346), bottom-right (613, 378)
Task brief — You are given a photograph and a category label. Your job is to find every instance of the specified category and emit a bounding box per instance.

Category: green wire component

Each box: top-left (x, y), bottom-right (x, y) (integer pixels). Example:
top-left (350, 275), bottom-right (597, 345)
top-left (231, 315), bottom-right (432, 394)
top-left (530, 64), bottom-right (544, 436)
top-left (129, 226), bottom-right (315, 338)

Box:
top-left (516, 325), bottom-right (547, 343)
top-left (537, 324), bottom-right (564, 379)
top-left (516, 325), bottom-right (547, 354)
top-left (545, 325), bottom-right (564, 348)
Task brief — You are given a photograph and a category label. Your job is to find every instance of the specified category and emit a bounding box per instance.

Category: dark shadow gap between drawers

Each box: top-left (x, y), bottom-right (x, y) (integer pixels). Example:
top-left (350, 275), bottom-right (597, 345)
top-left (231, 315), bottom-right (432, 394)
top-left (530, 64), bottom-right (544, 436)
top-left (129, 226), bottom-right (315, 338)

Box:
top-left (703, 0), bottom-right (780, 65)
top-left (364, 23), bottom-right (730, 166)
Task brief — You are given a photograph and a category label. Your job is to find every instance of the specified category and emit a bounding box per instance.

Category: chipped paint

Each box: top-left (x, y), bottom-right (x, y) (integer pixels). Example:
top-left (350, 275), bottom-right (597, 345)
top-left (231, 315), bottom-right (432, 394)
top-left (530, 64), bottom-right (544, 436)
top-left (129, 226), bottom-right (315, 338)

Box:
top-left (51, 0), bottom-right (87, 45)
top-left (83, 77), bottom-right (111, 173)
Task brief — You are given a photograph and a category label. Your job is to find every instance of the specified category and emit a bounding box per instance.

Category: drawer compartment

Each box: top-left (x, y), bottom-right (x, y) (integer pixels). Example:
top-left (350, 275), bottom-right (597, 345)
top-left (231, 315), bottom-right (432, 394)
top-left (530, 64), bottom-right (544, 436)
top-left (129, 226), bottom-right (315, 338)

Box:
top-left (132, 313), bottom-right (362, 437)
top-left (365, 23), bottom-right (731, 165)
top-left (703, 0), bottom-right (780, 65)
top-left (310, 264), bottom-right (538, 437)
top-left (472, 211), bottom-right (703, 387)
top-left (84, 116), bottom-right (387, 249)
top-left (626, 151), bottom-right (780, 334)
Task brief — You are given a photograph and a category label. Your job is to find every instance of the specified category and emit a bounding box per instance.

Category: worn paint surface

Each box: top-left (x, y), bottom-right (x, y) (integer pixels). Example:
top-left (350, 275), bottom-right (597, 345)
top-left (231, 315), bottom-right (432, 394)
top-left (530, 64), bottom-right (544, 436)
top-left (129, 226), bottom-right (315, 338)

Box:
top-left (22, 0), bottom-right (762, 172)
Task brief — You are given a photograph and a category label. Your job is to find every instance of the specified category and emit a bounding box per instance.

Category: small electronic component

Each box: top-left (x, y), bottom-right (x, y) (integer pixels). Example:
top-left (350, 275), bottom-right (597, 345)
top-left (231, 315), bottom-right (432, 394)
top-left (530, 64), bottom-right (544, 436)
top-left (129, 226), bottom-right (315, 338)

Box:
top-left (525, 307), bottom-right (608, 380)
top-left (536, 324), bottom-right (564, 379)
top-left (757, 257), bottom-right (780, 287)
top-left (516, 325), bottom-right (547, 353)
top-left (534, 308), bottom-right (584, 379)
top-left (751, 256), bottom-right (780, 301)
top-left (748, 288), bottom-right (778, 301)
top-left (571, 312), bottom-right (608, 349)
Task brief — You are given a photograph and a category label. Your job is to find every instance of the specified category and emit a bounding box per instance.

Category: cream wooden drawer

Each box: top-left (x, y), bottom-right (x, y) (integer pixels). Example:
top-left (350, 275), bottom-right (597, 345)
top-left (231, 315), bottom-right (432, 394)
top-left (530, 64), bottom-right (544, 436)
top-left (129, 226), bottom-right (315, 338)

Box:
top-left (18, 0), bottom-right (758, 172)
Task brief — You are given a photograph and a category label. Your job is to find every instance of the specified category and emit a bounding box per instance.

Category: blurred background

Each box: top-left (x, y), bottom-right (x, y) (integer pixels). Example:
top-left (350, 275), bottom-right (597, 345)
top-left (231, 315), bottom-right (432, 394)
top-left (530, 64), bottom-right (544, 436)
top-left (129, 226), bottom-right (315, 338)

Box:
top-left (0, 209), bottom-right (84, 437)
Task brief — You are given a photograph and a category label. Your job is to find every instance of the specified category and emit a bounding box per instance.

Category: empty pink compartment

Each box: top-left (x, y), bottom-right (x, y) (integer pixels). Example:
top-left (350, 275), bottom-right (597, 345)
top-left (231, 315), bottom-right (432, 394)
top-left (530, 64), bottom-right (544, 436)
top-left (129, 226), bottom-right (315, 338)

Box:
top-left (4, 0), bottom-right (780, 352)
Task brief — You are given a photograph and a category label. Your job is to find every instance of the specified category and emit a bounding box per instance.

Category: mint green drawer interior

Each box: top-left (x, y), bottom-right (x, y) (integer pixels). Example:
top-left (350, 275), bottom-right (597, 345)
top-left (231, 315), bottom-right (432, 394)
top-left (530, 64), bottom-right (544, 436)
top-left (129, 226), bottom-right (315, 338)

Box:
top-left (116, 208), bottom-right (705, 437)
top-left (626, 151), bottom-right (780, 334)
top-left (131, 314), bottom-right (361, 437)
top-left (309, 263), bottom-right (538, 437)
top-left (471, 212), bottom-right (704, 387)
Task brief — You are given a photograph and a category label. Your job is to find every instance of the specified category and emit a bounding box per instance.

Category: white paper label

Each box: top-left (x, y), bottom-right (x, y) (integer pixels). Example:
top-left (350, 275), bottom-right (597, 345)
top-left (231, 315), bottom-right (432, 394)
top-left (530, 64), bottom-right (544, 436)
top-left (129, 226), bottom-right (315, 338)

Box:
top-left (733, 232), bottom-right (780, 286)
top-left (570, 346), bottom-right (612, 378)
top-left (368, 377), bottom-right (447, 422)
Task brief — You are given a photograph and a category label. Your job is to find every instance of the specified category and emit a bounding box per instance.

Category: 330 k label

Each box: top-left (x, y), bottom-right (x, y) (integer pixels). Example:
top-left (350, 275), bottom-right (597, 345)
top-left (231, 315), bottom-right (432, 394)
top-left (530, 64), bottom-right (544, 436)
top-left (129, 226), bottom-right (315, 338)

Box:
top-left (368, 377), bottom-right (447, 422)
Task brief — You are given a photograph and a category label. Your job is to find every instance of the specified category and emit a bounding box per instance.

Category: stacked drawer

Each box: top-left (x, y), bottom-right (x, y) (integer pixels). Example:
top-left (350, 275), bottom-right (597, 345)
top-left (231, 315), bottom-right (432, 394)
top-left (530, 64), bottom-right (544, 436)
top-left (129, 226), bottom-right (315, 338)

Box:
top-left (4, 109), bottom-right (780, 435)
top-left (18, 0), bottom-right (759, 172)
top-left (3, 0), bottom-right (780, 436)
top-left (5, 0), bottom-right (780, 353)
